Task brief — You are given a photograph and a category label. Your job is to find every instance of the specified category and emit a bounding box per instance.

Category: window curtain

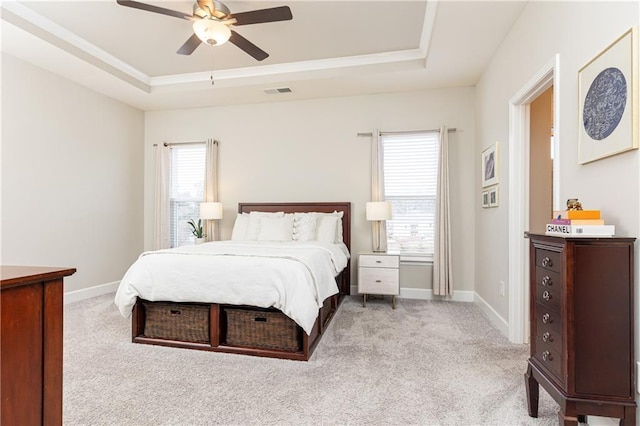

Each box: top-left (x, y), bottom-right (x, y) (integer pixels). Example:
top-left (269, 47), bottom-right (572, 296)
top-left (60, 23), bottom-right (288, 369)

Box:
top-left (153, 143), bottom-right (171, 250)
top-left (204, 139), bottom-right (219, 241)
top-left (371, 129), bottom-right (388, 252)
top-left (433, 126), bottom-right (452, 296)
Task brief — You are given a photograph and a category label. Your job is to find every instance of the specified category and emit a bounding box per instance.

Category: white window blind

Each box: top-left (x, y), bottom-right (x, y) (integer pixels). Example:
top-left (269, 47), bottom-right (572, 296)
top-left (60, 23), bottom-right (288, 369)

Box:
top-left (170, 145), bottom-right (205, 247)
top-left (382, 131), bottom-right (439, 255)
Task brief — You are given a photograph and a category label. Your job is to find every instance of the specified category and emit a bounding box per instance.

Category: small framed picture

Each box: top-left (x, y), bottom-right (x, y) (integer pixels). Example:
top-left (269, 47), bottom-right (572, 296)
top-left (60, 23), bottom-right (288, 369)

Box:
top-left (482, 142), bottom-right (499, 187)
top-left (482, 191), bottom-right (490, 208)
top-left (489, 187), bottom-right (499, 207)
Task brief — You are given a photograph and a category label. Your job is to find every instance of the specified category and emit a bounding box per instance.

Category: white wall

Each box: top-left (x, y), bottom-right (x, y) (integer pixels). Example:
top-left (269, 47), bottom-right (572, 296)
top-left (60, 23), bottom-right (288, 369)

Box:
top-left (475, 2), bottom-right (639, 420)
top-left (1, 54), bottom-right (145, 293)
top-left (144, 88), bottom-right (476, 293)
top-left (476, 0), bottom-right (638, 321)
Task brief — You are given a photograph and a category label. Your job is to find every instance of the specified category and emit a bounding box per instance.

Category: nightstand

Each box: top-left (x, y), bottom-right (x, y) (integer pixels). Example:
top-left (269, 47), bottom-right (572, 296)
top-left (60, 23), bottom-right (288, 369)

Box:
top-left (358, 252), bottom-right (400, 309)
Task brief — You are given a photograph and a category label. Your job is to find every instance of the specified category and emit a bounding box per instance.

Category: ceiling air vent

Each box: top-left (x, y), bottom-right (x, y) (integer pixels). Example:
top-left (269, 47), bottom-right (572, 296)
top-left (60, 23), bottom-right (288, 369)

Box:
top-left (264, 87), bottom-right (293, 95)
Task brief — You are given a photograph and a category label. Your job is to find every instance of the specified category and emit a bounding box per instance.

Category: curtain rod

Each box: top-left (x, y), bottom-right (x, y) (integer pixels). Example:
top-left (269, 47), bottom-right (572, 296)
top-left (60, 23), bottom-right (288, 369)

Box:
top-left (357, 128), bottom-right (457, 137)
top-left (152, 140), bottom-right (218, 147)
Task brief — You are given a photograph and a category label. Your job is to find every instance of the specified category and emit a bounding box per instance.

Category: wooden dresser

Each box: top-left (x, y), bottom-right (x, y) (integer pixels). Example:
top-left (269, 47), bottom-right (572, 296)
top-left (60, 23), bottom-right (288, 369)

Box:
top-left (1, 265), bottom-right (76, 426)
top-left (524, 234), bottom-right (636, 425)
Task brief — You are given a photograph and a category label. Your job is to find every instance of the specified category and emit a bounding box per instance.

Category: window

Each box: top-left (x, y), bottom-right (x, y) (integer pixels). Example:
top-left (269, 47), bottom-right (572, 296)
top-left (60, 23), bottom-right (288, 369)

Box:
top-left (382, 131), bottom-right (439, 256)
top-left (170, 145), bottom-right (205, 247)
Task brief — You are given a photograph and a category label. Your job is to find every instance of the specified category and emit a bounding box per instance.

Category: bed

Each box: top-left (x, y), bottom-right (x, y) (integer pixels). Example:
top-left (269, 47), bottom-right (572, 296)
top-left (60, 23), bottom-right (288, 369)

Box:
top-left (115, 202), bottom-right (351, 361)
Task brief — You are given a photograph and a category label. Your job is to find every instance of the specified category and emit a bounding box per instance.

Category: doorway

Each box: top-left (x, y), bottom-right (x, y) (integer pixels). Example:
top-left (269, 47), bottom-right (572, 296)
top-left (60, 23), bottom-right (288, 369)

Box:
top-left (529, 87), bottom-right (554, 234)
top-left (507, 55), bottom-right (560, 344)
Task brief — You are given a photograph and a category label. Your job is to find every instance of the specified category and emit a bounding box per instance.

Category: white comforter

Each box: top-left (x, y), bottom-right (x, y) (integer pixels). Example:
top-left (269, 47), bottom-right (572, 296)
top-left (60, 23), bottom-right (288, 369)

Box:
top-left (114, 241), bottom-right (350, 334)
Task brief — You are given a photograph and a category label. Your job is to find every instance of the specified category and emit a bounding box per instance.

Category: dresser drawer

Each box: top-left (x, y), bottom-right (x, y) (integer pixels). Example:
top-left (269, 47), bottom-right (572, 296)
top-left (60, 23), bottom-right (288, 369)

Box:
top-left (358, 267), bottom-right (399, 295)
top-left (537, 324), bottom-right (562, 355)
top-left (535, 336), bottom-right (563, 383)
top-left (534, 268), bottom-right (561, 291)
top-left (535, 248), bottom-right (562, 273)
top-left (535, 284), bottom-right (561, 313)
top-left (535, 302), bottom-right (561, 334)
top-left (359, 254), bottom-right (399, 268)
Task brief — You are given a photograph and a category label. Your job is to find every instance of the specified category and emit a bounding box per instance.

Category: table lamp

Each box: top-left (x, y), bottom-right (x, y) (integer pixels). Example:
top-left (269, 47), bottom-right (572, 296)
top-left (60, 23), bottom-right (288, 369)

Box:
top-left (366, 201), bottom-right (392, 252)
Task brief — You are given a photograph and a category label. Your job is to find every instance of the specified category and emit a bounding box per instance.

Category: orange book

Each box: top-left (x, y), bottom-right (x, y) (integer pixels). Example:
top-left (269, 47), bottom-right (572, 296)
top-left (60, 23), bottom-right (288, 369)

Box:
top-left (550, 218), bottom-right (605, 225)
top-left (552, 210), bottom-right (601, 220)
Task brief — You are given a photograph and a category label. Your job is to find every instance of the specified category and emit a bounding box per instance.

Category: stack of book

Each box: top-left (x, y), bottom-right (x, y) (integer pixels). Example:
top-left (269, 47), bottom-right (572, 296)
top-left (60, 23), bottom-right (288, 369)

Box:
top-left (545, 209), bottom-right (615, 237)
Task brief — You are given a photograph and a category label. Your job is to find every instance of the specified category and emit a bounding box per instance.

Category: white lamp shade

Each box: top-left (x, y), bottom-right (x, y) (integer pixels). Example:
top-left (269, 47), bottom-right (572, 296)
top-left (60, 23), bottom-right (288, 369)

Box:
top-left (200, 202), bottom-right (223, 220)
top-left (192, 19), bottom-right (231, 45)
top-left (366, 201), bottom-right (392, 221)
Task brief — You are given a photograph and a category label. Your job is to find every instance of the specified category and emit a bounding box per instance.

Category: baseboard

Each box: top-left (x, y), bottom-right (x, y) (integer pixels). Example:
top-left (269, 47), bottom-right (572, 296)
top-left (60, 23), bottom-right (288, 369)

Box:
top-left (474, 291), bottom-right (509, 337)
top-left (64, 281), bottom-right (119, 305)
top-left (350, 286), bottom-right (474, 303)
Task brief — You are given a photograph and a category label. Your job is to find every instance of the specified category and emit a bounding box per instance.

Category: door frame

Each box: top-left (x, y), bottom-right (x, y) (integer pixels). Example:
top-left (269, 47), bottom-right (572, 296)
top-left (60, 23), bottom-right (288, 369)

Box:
top-left (508, 55), bottom-right (561, 343)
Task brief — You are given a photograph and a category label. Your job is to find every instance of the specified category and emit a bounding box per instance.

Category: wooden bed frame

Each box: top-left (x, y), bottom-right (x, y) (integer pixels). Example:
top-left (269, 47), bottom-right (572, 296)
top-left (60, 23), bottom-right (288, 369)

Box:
top-left (131, 202), bottom-right (351, 361)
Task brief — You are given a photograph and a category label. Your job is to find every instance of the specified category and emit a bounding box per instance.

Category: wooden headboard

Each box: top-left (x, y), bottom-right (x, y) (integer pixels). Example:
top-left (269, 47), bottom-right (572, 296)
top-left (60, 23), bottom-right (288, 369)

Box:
top-left (238, 202), bottom-right (352, 296)
top-left (238, 202), bottom-right (351, 252)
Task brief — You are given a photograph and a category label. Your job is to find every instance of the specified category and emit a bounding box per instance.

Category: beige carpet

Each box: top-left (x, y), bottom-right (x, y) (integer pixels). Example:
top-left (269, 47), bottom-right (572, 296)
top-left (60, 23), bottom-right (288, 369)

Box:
top-left (63, 294), bottom-right (559, 425)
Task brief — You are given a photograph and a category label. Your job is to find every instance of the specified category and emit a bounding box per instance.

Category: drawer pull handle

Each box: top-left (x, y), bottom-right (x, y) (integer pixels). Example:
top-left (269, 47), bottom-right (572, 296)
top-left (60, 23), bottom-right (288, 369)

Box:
top-left (254, 317), bottom-right (267, 322)
top-left (542, 351), bottom-right (552, 361)
top-left (541, 276), bottom-right (552, 286)
top-left (542, 291), bottom-right (551, 301)
top-left (542, 313), bottom-right (552, 324)
top-left (542, 257), bottom-right (553, 268)
top-left (542, 332), bottom-right (552, 342)
top-left (170, 310), bottom-right (181, 315)
top-left (375, 260), bottom-right (382, 263)
top-left (375, 280), bottom-right (382, 283)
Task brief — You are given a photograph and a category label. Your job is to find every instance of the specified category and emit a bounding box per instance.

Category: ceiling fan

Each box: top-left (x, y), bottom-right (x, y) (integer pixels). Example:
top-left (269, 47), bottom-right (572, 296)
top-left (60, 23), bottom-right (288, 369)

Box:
top-left (116, 0), bottom-right (292, 61)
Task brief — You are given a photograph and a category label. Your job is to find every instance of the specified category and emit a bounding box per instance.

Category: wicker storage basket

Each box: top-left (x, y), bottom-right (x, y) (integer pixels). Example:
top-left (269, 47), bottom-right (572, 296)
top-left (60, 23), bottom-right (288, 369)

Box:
top-left (143, 302), bottom-right (210, 343)
top-left (225, 309), bottom-right (301, 351)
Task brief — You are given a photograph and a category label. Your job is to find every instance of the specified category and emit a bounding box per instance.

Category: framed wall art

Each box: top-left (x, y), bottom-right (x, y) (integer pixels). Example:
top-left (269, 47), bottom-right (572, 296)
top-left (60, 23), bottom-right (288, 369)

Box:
top-left (482, 190), bottom-right (490, 208)
top-left (578, 27), bottom-right (638, 164)
top-left (489, 186), bottom-right (499, 208)
top-left (482, 142), bottom-right (499, 187)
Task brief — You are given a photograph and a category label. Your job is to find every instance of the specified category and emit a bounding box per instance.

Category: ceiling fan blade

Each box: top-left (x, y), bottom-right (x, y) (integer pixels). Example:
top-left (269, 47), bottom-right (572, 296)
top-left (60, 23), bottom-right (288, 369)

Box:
top-left (230, 6), bottom-right (292, 26)
top-left (116, 0), bottom-right (192, 21)
top-left (177, 33), bottom-right (202, 55)
top-left (229, 30), bottom-right (269, 61)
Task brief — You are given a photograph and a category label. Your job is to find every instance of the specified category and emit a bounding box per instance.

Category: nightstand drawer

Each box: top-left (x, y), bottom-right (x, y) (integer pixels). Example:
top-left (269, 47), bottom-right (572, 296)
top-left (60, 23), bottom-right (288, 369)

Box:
top-left (359, 254), bottom-right (399, 268)
top-left (358, 267), bottom-right (399, 295)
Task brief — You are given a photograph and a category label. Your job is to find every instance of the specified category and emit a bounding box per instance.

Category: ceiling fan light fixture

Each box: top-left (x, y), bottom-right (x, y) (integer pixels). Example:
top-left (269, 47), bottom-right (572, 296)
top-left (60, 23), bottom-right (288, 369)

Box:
top-left (192, 19), bottom-right (231, 46)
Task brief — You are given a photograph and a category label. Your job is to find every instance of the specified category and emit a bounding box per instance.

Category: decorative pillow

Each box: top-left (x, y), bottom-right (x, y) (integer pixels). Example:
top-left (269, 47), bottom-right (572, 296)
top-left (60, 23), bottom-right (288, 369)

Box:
top-left (246, 211), bottom-right (285, 241)
top-left (315, 215), bottom-right (339, 243)
top-left (315, 211), bottom-right (344, 243)
top-left (292, 213), bottom-right (317, 242)
top-left (231, 214), bottom-right (250, 241)
top-left (257, 215), bottom-right (294, 241)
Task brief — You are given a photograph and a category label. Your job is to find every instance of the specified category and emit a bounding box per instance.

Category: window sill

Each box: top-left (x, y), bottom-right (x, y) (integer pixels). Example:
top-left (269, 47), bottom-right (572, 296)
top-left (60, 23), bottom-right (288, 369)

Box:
top-left (399, 255), bottom-right (433, 265)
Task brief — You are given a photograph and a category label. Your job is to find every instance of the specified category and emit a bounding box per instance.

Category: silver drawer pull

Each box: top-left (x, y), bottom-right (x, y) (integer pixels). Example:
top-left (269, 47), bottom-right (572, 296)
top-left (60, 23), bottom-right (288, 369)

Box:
top-left (542, 313), bottom-right (552, 324)
top-left (542, 332), bottom-right (552, 342)
top-left (542, 291), bottom-right (551, 301)
top-left (542, 351), bottom-right (552, 361)
top-left (541, 276), bottom-right (552, 286)
top-left (542, 257), bottom-right (553, 268)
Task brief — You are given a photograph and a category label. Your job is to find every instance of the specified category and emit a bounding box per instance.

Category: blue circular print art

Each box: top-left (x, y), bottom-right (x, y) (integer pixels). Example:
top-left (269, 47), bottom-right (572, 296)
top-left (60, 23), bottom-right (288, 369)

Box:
top-left (582, 67), bottom-right (627, 140)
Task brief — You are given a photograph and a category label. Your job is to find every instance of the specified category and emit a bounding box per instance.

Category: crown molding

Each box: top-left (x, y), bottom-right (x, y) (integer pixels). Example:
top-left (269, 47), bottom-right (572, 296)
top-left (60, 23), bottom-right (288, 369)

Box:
top-left (2, 0), bottom-right (437, 93)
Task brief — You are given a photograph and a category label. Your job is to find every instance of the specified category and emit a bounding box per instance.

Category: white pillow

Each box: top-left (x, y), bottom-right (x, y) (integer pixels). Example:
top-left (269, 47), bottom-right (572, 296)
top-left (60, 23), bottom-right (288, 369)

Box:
top-left (316, 215), bottom-right (339, 243)
top-left (231, 214), bottom-right (250, 241)
top-left (315, 211), bottom-right (344, 243)
top-left (246, 211), bottom-right (285, 241)
top-left (257, 215), bottom-right (294, 241)
top-left (292, 213), bottom-right (317, 242)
